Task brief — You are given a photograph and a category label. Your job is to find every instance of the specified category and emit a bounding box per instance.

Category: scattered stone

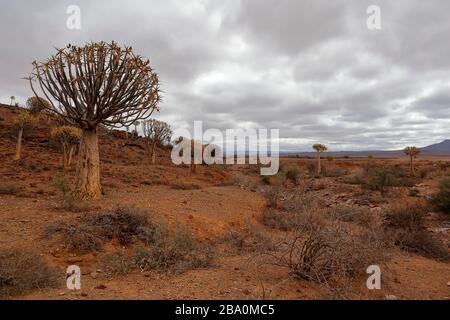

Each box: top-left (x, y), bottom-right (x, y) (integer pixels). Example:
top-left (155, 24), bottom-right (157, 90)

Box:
top-left (385, 295), bottom-right (399, 300)
top-left (90, 271), bottom-right (99, 279)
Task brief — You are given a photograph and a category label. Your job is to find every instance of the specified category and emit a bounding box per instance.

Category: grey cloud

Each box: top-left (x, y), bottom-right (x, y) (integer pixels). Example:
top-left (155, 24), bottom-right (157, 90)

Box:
top-left (0, 0), bottom-right (449, 151)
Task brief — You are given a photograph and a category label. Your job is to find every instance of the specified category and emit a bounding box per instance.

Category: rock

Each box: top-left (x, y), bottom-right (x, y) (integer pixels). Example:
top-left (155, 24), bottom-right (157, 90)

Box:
top-left (59, 292), bottom-right (65, 296)
top-left (95, 284), bottom-right (107, 290)
top-left (385, 295), bottom-right (400, 300)
top-left (447, 281), bottom-right (450, 287)
top-left (90, 272), bottom-right (99, 279)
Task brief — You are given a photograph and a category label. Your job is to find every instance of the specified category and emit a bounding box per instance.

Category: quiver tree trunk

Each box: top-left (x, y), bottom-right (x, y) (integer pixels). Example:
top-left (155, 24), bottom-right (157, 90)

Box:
top-left (151, 141), bottom-right (157, 164)
top-left (68, 145), bottom-right (75, 167)
top-left (14, 125), bottom-right (24, 161)
top-left (410, 154), bottom-right (415, 175)
top-left (62, 141), bottom-right (68, 169)
top-left (317, 152), bottom-right (321, 177)
top-left (76, 129), bottom-right (102, 199)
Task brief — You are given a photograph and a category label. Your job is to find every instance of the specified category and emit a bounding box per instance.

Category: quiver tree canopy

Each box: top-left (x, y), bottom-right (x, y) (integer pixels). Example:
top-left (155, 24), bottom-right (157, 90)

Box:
top-left (28, 41), bottom-right (161, 130)
top-left (27, 41), bottom-right (161, 199)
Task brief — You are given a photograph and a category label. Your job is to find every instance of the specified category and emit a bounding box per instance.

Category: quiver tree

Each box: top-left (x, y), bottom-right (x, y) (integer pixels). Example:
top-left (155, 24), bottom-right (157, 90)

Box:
top-left (312, 143), bottom-right (328, 177)
top-left (51, 126), bottom-right (82, 170)
top-left (404, 146), bottom-right (420, 175)
top-left (26, 96), bottom-right (51, 114)
top-left (13, 110), bottom-right (35, 161)
top-left (142, 119), bottom-right (172, 164)
top-left (10, 96), bottom-right (15, 106)
top-left (28, 41), bottom-right (161, 199)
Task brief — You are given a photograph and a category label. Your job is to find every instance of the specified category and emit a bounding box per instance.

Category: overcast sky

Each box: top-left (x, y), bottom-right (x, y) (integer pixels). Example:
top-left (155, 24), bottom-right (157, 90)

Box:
top-left (1, 0), bottom-right (449, 151)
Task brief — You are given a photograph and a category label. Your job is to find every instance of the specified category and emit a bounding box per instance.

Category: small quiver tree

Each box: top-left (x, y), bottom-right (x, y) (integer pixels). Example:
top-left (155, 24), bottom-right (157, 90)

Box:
top-left (13, 110), bottom-right (35, 161)
top-left (28, 42), bottom-right (161, 199)
top-left (51, 126), bottom-right (82, 170)
top-left (142, 119), bottom-right (172, 164)
top-left (404, 146), bottom-right (420, 175)
top-left (312, 143), bottom-right (328, 177)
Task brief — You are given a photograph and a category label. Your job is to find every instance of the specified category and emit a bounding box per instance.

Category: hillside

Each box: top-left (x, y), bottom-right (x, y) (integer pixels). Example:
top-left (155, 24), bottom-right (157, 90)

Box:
top-left (420, 140), bottom-right (450, 155)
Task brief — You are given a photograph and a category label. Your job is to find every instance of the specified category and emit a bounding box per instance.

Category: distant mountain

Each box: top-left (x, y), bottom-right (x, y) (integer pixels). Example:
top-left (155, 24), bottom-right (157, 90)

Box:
top-left (282, 140), bottom-right (450, 158)
top-left (420, 139), bottom-right (450, 155)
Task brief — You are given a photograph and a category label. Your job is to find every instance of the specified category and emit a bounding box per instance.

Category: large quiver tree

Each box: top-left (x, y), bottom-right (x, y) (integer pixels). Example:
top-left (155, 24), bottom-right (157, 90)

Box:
top-left (28, 42), bottom-right (161, 199)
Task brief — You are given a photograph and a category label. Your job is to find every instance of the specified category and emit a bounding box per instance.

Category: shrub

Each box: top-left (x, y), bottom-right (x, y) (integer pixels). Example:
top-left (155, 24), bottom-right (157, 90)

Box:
top-left (53, 171), bottom-right (71, 196)
top-left (262, 186), bottom-right (283, 208)
top-left (325, 167), bottom-right (348, 177)
top-left (287, 221), bottom-right (388, 283)
top-left (101, 250), bottom-right (133, 275)
top-left (284, 166), bottom-right (302, 185)
top-left (384, 202), bottom-right (449, 260)
top-left (45, 223), bottom-right (104, 253)
top-left (327, 206), bottom-right (377, 228)
top-left (431, 178), bottom-right (450, 214)
top-left (0, 248), bottom-right (58, 298)
top-left (389, 228), bottom-right (449, 261)
top-left (170, 183), bottom-right (201, 190)
top-left (86, 207), bottom-right (150, 245)
top-left (261, 208), bottom-right (298, 231)
top-left (133, 228), bottom-right (214, 273)
top-left (384, 203), bottom-right (426, 230)
top-left (45, 206), bottom-right (152, 252)
top-left (0, 184), bottom-right (20, 195)
top-left (224, 226), bottom-right (275, 253)
top-left (261, 172), bottom-right (287, 186)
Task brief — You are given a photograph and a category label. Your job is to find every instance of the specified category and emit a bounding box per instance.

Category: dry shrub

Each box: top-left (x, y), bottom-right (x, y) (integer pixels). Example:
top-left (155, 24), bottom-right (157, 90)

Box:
top-left (101, 250), bottom-right (133, 275)
top-left (282, 165), bottom-right (302, 185)
top-left (133, 228), bottom-right (214, 273)
top-left (261, 172), bottom-right (287, 186)
top-left (384, 202), bottom-right (426, 230)
top-left (324, 166), bottom-right (348, 177)
top-left (262, 186), bottom-right (283, 208)
top-left (224, 225), bottom-right (275, 253)
top-left (327, 205), bottom-right (378, 228)
top-left (86, 207), bottom-right (149, 245)
top-left (45, 223), bottom-right (104, 253)
top-left (45, 206), bottom-right (152, 252)
top-left (384, 202), bottom-right (449, 261)
top-left (171, 182), bottom-right (201, 190)
top-left (0, 248), bottom-right (58, 298)
top-left (287, 220), bottom-right (388, 283)
top-left (0, 184), bottom-right (20, 195)
top-left (431, 178), bottom-right (450, 214)
top-left (261, 208), bottom-right (299, 231)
